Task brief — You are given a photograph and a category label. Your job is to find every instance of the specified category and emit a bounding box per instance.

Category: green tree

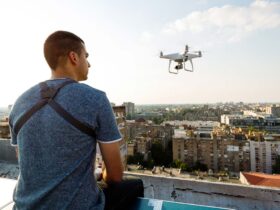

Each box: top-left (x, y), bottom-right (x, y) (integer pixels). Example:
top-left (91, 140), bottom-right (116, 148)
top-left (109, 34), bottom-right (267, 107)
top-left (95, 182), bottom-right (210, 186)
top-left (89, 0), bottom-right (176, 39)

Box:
top-left (151, 141), bottom-right (164, 165)
top-left (142, 157), bottom-right (154, 169)
top-left (272, 155), bottom-right (280, 174)
top-left (172, 159), bottom-right (183, 168)
top-left (127, 153), bottom-right (144, 165)
top-left (192, 161), bottom-right (208, 172)
top-left (152, 116), bottom-right (164, 125)
top-left (127, 155), bottom-right (135, 164)
top-left (180, 163), bottom-right (191, 172)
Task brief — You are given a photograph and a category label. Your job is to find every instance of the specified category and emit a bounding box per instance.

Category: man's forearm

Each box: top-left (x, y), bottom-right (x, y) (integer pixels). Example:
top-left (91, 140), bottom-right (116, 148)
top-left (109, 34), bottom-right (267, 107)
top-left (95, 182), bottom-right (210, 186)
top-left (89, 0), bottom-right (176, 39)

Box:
top-left (102, 166), bottom-right (123, 184)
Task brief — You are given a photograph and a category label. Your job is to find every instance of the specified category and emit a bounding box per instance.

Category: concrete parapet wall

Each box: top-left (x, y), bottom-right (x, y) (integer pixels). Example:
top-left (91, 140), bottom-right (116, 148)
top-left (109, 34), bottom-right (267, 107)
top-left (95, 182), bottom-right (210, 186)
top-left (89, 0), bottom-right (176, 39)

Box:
top-left (0, 139), bottom-right (17, 163)
top-left (125, 172), bottom-right (280, 210)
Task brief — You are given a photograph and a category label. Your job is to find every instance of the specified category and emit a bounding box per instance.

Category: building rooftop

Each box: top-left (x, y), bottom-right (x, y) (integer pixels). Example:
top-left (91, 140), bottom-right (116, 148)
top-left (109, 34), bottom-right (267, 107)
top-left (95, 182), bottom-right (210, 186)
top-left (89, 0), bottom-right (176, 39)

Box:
top-left (173, 129), bottom-right (188, 139)
top-left (241, 172), bottom-right (280, 188)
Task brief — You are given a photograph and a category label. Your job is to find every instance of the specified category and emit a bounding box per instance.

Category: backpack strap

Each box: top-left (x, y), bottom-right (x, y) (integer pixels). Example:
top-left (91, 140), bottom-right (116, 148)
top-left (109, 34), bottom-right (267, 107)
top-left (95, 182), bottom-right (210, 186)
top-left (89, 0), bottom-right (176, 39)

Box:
top-left (13, 80), bottom-right (96, 138)
top-left (13, 99), bottom-right (49, 136)
top-left (48, 100), bottom-right (96, 138)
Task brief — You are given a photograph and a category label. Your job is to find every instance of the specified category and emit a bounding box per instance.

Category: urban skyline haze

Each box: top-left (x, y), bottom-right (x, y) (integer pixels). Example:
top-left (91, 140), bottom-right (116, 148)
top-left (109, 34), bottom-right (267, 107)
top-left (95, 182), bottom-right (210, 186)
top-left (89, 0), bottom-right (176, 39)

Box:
top-left (0, 0), bottom-right (280, 106)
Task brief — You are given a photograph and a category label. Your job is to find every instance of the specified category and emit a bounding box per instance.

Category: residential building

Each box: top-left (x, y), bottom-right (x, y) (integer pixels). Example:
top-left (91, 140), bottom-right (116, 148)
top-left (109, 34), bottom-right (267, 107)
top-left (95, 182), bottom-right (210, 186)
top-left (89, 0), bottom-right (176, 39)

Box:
top-left (122, 102), bottom-right (135, 117)
top-left (127, 141), bottom-right (136, 156)
top-left (221, 114), bottom-right (280, 133)
top-left (0, 121), bottom-right (10, 139)
top-left (172, 129), bottom-right (250, 173)
top-left (266, 105), bottom-right (280, 117)
top-left (126, 119), bottom-right (173, 151)
top-left (249, 137), bottom-right (280, 173)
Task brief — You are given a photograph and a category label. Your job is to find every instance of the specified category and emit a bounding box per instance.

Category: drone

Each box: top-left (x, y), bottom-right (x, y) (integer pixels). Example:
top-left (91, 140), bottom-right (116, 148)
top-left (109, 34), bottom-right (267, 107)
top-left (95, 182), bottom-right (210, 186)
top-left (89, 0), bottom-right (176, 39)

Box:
top-left (160, 45), bottom-right (202, 74)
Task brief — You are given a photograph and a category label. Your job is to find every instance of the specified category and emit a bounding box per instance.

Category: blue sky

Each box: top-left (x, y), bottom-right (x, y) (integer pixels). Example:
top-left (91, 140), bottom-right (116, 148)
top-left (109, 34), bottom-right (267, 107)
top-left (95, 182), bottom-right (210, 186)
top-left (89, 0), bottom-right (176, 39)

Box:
top-left (0, 0), bottom-right (279, 106)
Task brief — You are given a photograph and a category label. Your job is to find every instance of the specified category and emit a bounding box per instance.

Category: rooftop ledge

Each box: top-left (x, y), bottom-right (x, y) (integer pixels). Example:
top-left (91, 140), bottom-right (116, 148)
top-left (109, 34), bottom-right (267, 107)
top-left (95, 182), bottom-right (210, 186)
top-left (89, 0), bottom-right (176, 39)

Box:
top-left (1, 173), bottom-right (279, 210)
top-left (124, 172), bottom-right (280, 210)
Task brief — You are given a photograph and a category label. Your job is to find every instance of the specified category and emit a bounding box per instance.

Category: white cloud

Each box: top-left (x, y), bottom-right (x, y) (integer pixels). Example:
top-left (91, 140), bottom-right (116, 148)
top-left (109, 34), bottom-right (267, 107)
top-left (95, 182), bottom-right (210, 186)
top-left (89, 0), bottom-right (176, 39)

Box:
top-left (163, 0), bottom-right (280, 43)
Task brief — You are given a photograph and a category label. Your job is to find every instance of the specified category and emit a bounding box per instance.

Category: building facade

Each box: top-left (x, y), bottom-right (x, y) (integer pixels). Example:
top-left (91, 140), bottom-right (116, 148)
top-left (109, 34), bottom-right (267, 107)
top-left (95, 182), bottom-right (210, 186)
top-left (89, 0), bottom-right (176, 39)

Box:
top-left (249, 138), bottom-right (280, 174)
top-left (172, 129), bottom-right (250, 173)
top-left (122, 102), bottom-right (135, 117)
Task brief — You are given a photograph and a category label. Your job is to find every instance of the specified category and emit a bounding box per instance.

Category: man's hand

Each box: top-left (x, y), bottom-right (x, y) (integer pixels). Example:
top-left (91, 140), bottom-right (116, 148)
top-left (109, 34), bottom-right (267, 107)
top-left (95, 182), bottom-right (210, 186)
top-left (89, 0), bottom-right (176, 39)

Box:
top-left (98, 141), bottom-right (123, 183)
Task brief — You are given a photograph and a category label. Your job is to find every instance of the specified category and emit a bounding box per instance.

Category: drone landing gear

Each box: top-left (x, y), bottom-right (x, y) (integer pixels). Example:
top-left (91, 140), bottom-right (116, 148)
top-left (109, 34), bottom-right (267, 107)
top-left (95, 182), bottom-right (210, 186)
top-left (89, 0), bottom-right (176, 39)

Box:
top-left (168, 60), bottom-right (179, 74)
top-left (183, 58), bottom-right (194, 72)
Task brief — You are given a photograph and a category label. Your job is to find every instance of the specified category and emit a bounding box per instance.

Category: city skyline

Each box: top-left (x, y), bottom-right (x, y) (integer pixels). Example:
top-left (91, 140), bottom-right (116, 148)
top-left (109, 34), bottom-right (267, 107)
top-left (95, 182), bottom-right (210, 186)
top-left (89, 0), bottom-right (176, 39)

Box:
top-left (1, 0), bottom-right (280, 106)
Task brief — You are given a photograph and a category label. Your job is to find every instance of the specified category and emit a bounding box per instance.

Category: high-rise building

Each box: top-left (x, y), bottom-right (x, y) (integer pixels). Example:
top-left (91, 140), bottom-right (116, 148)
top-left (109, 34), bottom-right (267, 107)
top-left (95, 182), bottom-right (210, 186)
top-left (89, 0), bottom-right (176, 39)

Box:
top-left (122, 102), bottom-right (135, 117)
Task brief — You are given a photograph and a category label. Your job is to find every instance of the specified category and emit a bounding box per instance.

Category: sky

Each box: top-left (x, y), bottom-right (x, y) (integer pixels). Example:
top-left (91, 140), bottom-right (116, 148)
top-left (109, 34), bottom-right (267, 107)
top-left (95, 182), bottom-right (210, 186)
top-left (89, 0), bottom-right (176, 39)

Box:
top-left (0, 0), bottom-right (280, 107)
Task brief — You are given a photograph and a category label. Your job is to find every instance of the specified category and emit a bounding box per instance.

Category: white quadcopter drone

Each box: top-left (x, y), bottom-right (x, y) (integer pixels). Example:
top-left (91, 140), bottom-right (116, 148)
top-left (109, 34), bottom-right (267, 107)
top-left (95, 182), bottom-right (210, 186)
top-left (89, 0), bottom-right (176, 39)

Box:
top-left (160, 45), bottom-right (202, 74)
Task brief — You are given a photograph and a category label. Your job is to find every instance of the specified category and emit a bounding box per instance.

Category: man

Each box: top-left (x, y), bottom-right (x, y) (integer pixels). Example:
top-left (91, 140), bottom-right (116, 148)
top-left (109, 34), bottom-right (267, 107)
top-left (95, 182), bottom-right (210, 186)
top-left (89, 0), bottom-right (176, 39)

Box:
top-left (9, 31), bottom-right (143, 210)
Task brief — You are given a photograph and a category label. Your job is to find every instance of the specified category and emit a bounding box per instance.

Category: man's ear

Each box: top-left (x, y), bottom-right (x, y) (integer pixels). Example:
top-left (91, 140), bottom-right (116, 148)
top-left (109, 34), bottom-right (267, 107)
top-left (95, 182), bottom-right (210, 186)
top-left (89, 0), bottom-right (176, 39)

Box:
top-left (68, 51), bottom-right (79, 65)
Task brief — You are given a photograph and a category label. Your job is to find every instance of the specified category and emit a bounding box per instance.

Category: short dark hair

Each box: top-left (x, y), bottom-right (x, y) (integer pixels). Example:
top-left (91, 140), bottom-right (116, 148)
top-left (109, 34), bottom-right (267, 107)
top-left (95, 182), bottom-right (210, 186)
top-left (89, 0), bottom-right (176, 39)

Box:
top-left (44, 31), bottom-right (84, 70)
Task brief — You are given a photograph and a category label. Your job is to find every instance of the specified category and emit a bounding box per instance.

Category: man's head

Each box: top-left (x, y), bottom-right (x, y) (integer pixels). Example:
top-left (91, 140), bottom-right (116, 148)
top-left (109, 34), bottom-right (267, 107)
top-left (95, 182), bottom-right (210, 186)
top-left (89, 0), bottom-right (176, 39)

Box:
top-left (44, 31), bottom-right (90, 81)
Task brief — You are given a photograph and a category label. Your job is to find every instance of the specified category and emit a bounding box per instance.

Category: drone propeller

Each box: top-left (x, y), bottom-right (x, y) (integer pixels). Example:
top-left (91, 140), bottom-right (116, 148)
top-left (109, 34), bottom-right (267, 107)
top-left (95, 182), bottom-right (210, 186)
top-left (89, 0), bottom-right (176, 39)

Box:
top-left (184, 45), bottom-right (189, 55)
top-left (193, 51), bottom-right (202, 57)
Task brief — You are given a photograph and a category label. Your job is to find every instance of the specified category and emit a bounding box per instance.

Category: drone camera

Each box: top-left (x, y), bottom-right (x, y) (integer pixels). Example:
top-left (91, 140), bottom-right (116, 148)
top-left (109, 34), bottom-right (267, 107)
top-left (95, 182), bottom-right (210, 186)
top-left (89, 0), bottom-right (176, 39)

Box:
top-left (175, 64), bottom-right (183, 70)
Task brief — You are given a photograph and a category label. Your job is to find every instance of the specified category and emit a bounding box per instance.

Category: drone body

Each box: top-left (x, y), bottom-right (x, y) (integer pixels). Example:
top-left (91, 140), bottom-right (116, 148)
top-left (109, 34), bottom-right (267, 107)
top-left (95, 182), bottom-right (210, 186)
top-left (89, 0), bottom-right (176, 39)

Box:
top-left (160, 45), bottom-right (202, 74)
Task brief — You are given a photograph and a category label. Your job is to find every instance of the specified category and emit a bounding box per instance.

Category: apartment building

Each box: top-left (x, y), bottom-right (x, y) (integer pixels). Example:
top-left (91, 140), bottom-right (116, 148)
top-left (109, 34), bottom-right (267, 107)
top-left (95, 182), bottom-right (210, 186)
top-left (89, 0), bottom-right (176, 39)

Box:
top-left (249, 136), bottom-right (280, 174)
top-left (0, 121), bottom-right (10, 139)
top-left (221, 114), bottom-right (280, 133)
top-left (126, 120), bottom-right (173, 150)
top-left (266, 105), bottom-right (280, 117)
top-left (172, 129), bottom-right (250, 173)
top-left (122, 102), bottom-right (135, 117)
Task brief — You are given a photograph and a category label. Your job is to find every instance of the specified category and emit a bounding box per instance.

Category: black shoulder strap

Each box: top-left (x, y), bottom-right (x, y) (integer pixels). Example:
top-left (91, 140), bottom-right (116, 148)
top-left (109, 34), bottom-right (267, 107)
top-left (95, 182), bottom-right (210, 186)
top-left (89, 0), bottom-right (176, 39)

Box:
top-left (48, 100), bottom-right (96, 138)
top-left (13, 80), bottom-right (96, 138)
top-left (13, 99), bottom-right (49, 136)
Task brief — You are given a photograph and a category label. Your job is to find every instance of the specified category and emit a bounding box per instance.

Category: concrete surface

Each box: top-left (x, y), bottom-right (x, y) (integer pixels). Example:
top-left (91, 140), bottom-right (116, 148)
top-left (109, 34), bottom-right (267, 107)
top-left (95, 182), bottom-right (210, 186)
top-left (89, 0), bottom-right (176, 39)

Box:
top-left (0, 139), bottom-right (17, 164)
top-left (125, 172), bottom-right (280, 210)
top-left (0, 178), bottom-right (16, 210)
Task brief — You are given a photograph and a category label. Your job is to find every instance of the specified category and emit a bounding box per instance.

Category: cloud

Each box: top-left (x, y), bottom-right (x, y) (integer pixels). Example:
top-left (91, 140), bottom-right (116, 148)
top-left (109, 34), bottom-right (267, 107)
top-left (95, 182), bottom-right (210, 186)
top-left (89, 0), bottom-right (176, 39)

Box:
top-left (163, 0), bottom-right (280, 43)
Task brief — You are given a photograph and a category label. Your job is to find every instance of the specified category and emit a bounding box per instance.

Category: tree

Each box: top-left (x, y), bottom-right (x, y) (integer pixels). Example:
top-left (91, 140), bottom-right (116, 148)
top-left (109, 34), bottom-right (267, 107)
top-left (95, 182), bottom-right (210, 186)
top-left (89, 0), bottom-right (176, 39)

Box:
top-left (272, 155), bottom-right (280, 174)
top-left (151, 141), bottom-right (164, 165)
top-left (127, 153), bottom-right (144, 165)
top-left (126, 113), bottom-right (132, 120)
top-left (192, 161), bottom-right (208, 172)
top-left (180, 162), bottom-right (191, 172)
top-left (152, 116), bottom-right (164, 125)
top-left (142, 157), bottom-right (154, 169)
top-left (172, 159), bottom-right (183, 168)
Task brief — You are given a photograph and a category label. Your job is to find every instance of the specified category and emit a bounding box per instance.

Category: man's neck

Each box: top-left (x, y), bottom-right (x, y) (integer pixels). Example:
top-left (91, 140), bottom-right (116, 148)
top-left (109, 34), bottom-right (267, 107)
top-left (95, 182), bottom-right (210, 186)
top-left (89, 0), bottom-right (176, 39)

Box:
top-left (51, 69), bottom-right (78, 81)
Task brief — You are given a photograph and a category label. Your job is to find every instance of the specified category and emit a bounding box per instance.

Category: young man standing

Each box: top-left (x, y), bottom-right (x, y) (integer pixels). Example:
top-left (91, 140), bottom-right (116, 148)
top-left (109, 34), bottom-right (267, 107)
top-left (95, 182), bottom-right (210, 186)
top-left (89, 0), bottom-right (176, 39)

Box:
top-left (9, 31), bottom-right (143, 210)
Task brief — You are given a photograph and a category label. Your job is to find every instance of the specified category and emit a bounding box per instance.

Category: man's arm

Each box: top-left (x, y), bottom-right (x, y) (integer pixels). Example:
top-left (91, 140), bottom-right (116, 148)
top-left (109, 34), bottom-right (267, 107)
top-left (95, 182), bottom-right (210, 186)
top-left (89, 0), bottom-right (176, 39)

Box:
top-left (98, 141), bottom-right (123, 183)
